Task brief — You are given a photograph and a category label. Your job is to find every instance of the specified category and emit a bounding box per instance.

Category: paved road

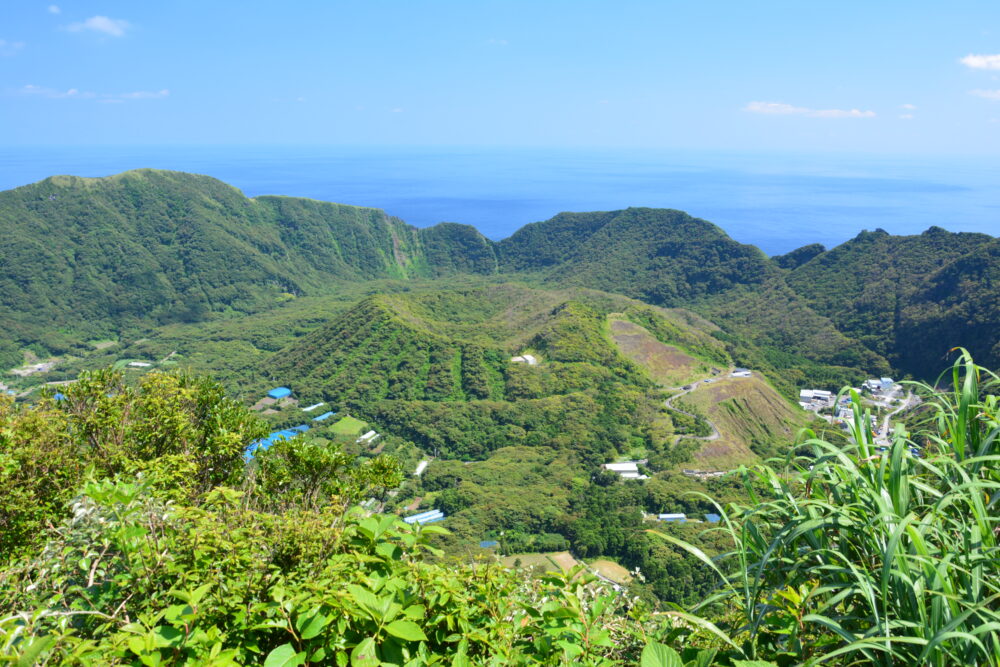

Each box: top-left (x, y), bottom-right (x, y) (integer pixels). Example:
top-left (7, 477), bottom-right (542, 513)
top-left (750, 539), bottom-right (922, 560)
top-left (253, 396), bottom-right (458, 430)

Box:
top-left (876, 390), bottom-right (919, 444)
top-left (663, 370), bottom-right (728, 442)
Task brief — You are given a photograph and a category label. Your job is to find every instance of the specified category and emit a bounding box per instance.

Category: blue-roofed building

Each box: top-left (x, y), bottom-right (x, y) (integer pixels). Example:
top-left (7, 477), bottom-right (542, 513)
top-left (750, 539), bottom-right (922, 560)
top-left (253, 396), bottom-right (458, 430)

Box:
top-left (267, 387), bottom-right (292, 400)
top-left (479, 540), bottom-right (499, 548)
top-left (53, 392), bottom-right (66, 401)
top-left (244, 425), bottom-right (309, 460)
top-left (312, 411), bottom-right (336, 422)
top-left (705, 513), bottom-right (721, 523)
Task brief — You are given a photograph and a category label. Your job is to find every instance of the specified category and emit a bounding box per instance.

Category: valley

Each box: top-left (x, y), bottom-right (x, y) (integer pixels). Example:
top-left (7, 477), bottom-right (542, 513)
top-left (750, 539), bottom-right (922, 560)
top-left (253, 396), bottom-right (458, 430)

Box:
top-left (1, 169), bottom-right (994, 609)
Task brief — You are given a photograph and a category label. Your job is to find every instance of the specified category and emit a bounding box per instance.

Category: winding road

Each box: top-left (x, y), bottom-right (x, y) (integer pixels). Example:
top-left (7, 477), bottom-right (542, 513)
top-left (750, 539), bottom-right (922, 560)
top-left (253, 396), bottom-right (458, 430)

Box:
top-left (662, 369), bottom-right (727, 442)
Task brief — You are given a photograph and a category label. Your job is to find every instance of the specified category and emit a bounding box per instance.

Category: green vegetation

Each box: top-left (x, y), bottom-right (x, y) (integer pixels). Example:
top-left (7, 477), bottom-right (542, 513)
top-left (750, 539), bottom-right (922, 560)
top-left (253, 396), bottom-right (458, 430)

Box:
top-left (5, 170), bottom-right (1000, 664)
top-left (2, 354), bottom-right (998, 665)
top-left (785, 226), bottom-right (999, 376)
top-left (661, 350), bottom-right (1000, 664)
top-left (330, 415), bottom-right (368, 437)
top-left (265, 287), bottom-right (682, 464)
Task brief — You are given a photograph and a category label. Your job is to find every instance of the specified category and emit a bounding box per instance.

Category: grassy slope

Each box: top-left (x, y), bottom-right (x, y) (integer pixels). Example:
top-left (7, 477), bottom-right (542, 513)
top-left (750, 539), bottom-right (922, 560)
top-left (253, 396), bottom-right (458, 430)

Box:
top-left (678, 375), bottom-right (810, 466)
top-left (609, 318), bottom-right (709, 387)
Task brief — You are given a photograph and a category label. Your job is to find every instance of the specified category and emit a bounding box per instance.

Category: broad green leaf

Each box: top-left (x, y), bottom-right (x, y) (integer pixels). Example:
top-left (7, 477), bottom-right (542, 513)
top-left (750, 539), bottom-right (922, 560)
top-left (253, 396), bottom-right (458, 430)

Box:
top-left (641, 642), bottom-right (683, 667)
top-left (17, 636), bottom-right (55, 667)
top-left (385, 619), bottom-right (428, 642)
top-left (296, 612), bottom-right (329, 640)
top-left (351, 637), bottom-right (379, 667)
top-left (263, 643), bottom-right (307, 667)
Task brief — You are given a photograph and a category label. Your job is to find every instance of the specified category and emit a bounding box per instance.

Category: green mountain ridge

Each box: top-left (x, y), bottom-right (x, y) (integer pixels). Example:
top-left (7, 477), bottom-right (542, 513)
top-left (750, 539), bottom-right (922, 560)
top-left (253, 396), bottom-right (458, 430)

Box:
top-left (784, 226), bottom-right (998, 374)
top-left (2, 169), bottom-right (995, 381)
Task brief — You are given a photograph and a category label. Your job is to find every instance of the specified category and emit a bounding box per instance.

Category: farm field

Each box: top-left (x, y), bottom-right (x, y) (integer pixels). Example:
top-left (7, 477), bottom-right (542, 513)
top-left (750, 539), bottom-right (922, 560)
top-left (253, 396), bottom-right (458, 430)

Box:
top-left (589, 559), bottom-right (633, 584)
top-left (329, 415), bottom-right (367, 437)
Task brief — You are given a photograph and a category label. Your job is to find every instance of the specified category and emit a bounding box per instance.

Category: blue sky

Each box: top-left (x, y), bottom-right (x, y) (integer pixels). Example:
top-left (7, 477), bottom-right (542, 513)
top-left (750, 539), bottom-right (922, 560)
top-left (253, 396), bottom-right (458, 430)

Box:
top-left (5, 1), bottom-right (1000, 153)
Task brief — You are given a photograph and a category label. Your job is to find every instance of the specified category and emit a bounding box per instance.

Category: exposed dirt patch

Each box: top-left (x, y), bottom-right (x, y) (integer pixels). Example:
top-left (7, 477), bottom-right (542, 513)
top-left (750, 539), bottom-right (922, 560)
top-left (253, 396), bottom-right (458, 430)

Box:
top-left (609, 319), bottom-right (705, 386)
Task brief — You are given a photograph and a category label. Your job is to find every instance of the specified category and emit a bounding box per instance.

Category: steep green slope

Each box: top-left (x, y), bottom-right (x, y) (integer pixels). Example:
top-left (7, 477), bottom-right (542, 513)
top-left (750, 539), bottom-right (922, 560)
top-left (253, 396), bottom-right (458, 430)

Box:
top-left (264, 286), bottom-right (719, 463)
top-left (0, 170), bottom-right (491, 368)
top-left (896, 237), bottom-right (1000, 373)
top-left (498, 208), bottom-right (772, 303)
top-left (494, 207), bottom-right (888, 389)
top-left (784, 226), bottom-right (996, 375)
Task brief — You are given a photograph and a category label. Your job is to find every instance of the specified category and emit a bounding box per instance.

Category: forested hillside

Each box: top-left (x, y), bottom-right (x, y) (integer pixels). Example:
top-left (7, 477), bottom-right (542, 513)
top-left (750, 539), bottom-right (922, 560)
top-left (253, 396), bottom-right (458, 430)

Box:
top-left (265, 286), bottom-right (687, 464)
top-left (492, 207), bottom-right (889, 389)
top-left (5, 169), bottom-right (993, 385)
top-left (784, 226), bottom-right (999, 375)
top-left (0, 170), bottom-right (492, 369)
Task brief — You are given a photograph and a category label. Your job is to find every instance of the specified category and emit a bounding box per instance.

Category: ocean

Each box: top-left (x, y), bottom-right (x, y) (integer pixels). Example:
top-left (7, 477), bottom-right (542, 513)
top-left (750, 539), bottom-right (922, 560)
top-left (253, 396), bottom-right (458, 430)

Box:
top-left (1, 146), bottom-right (997, 254)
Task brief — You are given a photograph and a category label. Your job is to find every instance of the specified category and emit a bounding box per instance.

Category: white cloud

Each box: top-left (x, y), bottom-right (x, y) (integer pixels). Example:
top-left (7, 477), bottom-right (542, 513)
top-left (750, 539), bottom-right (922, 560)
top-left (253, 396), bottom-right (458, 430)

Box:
top-left (971, 89), bottom-right (1000, 100)
top-left (67, 16), bottom-right (130, 37)
top-left (48, 5), bottom-right (60, 14)
top-left (899, 114), bottom-right (914, 120)
top-left (961, 53), bottom-right (1000, 70)
top-left (117, 89), bottom-right (169, 99)
top-left (744, 101), bottom-right (876, 118)
top-left (900, 103), bottom-right (916, 110)
top-left (17, 84), bottom-right (168, 100)
top-left (0, 39), bottom-right (26, 56)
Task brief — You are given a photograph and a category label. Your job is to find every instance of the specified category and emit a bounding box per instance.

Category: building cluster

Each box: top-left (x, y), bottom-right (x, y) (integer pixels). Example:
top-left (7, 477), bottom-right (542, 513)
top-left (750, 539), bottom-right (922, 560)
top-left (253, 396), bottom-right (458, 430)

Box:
top-left (798, 388), bottom-right (834, 411)
top-left (863, 377), bottom-right (895, 395)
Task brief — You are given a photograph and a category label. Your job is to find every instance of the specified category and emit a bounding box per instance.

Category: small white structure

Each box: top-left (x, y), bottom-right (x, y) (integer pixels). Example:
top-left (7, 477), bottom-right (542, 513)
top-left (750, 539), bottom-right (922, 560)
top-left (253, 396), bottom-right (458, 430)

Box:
top-left (357, 430), bottom-right (379, 444)
top-left (301, 402), bottom-right (326, 412)
top-left (603, 461), bottom-right (648, 480)
top-left (510, 354), bottom-right (539, 365)
top-left (731, 368), bottom-right (752, 378)
top-left (658, 513), bottom-right (686, 522)
top-left (413, 460), bottom-right (429, 476)
top-left (127, 361), bottom-right (153, 368)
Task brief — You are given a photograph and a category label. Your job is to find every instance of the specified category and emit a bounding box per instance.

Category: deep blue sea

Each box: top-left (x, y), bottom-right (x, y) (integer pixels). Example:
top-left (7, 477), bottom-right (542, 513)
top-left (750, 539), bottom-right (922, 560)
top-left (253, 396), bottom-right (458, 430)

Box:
top-left (2, 146), bottom-right (998, 254)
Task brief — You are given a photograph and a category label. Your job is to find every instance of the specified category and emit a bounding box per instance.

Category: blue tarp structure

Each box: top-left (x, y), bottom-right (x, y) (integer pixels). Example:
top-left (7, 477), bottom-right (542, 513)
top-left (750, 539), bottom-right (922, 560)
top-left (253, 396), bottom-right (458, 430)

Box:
top-left (312, 411), bottom-right (336, 422)
top-left (53, 392), bottom-right (66, 401)
top-left (705, 513), bottom-right (721, 523)
top-left (267, 387), bottom-right (292, 399)
top-left (479, 540), bottom-right (499, 548)
top-left (244, 424), bottom-right (311, 460)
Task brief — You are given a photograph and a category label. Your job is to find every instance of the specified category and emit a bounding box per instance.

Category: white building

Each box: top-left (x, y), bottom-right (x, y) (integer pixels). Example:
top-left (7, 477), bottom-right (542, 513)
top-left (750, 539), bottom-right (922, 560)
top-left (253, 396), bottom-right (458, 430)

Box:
top-left (356, 430), bottom-right (379, 444)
